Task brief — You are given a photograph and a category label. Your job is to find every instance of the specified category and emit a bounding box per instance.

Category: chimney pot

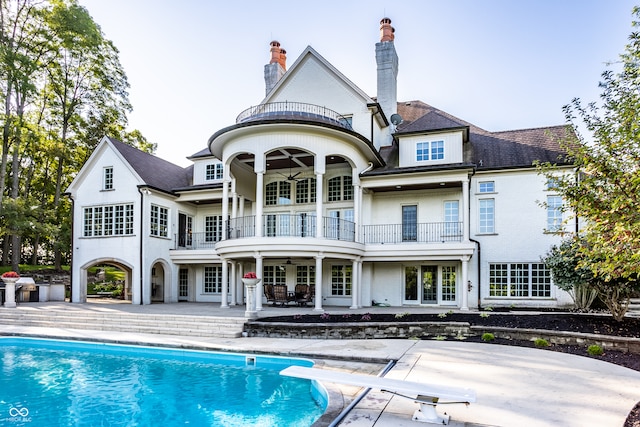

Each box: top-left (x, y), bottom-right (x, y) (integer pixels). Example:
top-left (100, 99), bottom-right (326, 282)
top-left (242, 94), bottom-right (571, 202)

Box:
top-left (380, 17), bottom-right (395, 42)
top-left (270, 40), bottom-right (281, 64)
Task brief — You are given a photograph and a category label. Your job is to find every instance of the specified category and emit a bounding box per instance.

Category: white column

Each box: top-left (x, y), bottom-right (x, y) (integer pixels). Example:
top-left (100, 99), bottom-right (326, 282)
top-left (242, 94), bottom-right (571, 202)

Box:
top-left (239, 263), bottom-right (245, 304)
top-left (462, 177), bottom-right (469, 242)
top-left (221, 259), bottom-right (229, 308)
top-left (354, 183), bottom-right (362, 242)
top-left (461, 256), bottom-right (470, 311)
top-left (315, 172), bottom-right (323, 238)
top-left (239, 195), bottom-right (245, 217)
top-left (256, 254), bottom-right (264, 310)
top-left (350, 259), bottom-right (359, 309)
top-left (230, 260), bottom-right (237, 305)
top-left (314, 255), bottom-right (324, 311)
top-left (256, 172), bottom-right (264, 237)
top-left (221, 180), bottom-right (229, 241)
top-left (231, 179), bottom-right (238, 219)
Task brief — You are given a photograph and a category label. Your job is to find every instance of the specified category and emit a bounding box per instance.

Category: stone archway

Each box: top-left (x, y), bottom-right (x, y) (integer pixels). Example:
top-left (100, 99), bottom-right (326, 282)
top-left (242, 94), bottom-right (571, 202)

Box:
top-left (77, 259), bottom-right (134, 304)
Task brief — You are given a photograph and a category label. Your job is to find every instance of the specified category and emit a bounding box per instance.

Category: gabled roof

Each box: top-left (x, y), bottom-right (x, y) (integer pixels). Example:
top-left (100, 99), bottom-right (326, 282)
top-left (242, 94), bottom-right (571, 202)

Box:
top-left (107, 137), bottom-right (192, 192)
top-left (262, 46), bottom-right (374, 106)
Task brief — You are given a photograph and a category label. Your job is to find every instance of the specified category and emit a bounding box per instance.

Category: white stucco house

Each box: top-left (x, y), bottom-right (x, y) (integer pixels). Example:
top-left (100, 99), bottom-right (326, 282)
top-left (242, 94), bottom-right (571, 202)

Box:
top-left (65, 18), bottom-right (575, 310)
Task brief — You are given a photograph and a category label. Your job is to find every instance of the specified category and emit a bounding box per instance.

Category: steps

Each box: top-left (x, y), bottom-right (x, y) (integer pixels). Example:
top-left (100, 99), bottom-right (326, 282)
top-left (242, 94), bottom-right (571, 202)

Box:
top-left (629, 298), bottom-right (640, 314)
top-left (0, 308), bottom-right (246, 338)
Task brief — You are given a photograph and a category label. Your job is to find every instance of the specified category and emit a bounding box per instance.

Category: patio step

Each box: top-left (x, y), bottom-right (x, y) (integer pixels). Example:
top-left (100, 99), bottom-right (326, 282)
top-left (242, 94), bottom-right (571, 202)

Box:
top-left (629, 298), bottom-right (640, 313)
top-left (0, 309), bottom-right (246, 338)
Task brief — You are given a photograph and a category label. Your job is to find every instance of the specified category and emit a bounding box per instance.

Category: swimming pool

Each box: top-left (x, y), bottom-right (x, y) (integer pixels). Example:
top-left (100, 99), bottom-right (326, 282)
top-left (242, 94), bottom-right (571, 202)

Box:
top-left (0, 337), bottom-right (326, 426)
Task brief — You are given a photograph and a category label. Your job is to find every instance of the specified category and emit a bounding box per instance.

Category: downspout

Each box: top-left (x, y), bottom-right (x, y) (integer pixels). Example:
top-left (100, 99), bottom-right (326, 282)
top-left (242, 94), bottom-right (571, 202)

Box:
top-left (65, 192), bottom-right (74, 303)
top-left (138, 186), bottom-right (146, 305)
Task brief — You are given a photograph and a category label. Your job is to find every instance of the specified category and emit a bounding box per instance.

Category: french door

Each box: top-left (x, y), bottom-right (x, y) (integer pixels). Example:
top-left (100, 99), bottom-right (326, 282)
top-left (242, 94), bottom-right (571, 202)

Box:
top-left (404, 264), bottom-right (457, 305)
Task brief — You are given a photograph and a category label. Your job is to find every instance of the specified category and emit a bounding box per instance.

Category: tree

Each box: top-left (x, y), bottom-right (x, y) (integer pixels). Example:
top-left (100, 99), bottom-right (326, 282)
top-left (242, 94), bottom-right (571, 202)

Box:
top-left (538, 6), bottom-right (640, 320)
top-left (542, 238), bottom-right (598, 310)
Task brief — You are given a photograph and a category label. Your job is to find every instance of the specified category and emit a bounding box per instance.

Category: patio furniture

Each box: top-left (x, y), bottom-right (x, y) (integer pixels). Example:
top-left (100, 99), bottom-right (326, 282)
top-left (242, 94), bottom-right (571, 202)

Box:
top-left (294, 284), bottom-right (314, 306)
top-left (264, 284), bottom-right (276, 305)
top-left (273, 284), bottom-right (294, 306)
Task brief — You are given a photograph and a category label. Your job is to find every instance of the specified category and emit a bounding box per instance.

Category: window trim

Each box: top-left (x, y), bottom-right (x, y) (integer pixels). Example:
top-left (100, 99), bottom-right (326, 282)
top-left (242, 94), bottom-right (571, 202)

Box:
top-left (478, 198), bottom-right (495, 234)
top-left (102, 166), bottom-right (113, 191)
top-left (488, 262), bottom-right (552, 298)
top-left (150, 204), bottom-right (169, 238)
top-left (416, 140), bottom-right (445, 162)
top-left (83, 203), bottom-right (134, 237)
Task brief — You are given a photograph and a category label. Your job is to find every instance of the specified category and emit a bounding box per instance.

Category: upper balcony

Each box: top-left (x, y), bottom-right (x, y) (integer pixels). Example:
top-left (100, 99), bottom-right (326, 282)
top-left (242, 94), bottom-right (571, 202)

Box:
top-left (236, 102), bottom-right (353, 131)
top-left (172, 215), bottom-right (463, 250)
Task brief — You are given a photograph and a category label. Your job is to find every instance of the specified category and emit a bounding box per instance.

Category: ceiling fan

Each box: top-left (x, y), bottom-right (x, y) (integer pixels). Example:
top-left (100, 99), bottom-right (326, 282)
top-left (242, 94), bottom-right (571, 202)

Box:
top-left (279, 156), bottom-right (302, 181)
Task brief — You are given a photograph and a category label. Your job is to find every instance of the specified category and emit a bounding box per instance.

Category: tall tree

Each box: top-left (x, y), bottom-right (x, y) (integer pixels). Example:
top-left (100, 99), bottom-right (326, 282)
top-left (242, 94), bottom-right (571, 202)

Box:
top-left (538, 6), bottom-right (640, 319)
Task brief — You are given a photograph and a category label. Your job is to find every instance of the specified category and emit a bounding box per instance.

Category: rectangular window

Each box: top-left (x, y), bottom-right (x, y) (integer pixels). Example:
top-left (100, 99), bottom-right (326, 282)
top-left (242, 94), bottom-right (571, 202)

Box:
top-left (479, 181), bottom-right (495, 193)
top-left (328, 177), bottom-right (341, 201)
top-left (205, 215), bottom-right (223, 242)
top-left (83, 204), bottom-right (134, 237)
top-left (416, 141), bottom-right (445, 161)
top-left (295, 178), bottom-right (317, 204)
top-left (296, 265), bottom-right (315, 286)
top-left (328, 176), bottom-right (352, 202)
top-left (205, 163), bottom-right (223, 181)
top-left (150, 205), bottom-right (169, 237)
top-left (265, 181), bottom-right (291, 205)
top-left (103, 167), bottom-right (113, 190)
top-left (204, 266), bottom-right (222, 293)
top-left (489, 263), bottom-right (552, 298)
top-left (103, 206), bottom-right (114, 236)
top-left (430, 140), bottom-right (444, 160)
top-left (547, 195), bottom-right (563, 232)
top-left (416, 142), bottom-right (429, 161)
top-left (479, 199), bottom-right (495, 233)
top-left (331, 265), bottom-right (352, 296)
top-left (263, 265), bottom-right (286, 286)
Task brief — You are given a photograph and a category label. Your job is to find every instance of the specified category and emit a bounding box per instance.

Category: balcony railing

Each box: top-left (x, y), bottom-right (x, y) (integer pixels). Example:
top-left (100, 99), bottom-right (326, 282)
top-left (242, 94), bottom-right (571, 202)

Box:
top-left (173, 218), bottom-right (461, 249)
top-left (236, 101), bottom-right (353, 130)
top-left (361, 222), bottom-right (463, 244)
top-left (174, 232), bottom-right (219, 250)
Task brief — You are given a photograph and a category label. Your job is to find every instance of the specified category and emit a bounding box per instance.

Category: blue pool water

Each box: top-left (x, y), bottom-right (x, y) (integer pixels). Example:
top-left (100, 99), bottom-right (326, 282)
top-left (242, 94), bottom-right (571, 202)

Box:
top-left (0, 337), bottom-right (326, 426)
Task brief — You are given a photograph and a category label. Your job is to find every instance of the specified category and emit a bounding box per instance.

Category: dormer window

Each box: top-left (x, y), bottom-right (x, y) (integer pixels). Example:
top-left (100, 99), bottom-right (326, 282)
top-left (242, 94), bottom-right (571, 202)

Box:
top-left (205, 163), bottom-right (223, 181)
top-left (103, 167), bottom-right (113, 190)
top-left (416, 140), bottom-right (444, 161)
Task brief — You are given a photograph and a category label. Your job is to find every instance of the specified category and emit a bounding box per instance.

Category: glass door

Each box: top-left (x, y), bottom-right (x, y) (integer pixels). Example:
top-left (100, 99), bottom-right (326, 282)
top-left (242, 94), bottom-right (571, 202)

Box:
top-left (421, 266), bottom-right (438, 304)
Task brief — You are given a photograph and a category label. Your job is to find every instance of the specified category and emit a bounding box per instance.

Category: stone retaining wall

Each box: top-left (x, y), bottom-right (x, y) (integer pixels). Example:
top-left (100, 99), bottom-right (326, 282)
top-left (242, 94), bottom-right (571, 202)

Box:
top-left (245, 321), bottom-right (640, 355)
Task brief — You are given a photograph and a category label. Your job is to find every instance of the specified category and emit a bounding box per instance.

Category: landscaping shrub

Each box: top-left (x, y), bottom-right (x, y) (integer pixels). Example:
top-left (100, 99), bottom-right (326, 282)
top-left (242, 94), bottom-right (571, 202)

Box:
top-left (587, 344), bottom-right (604, 356)
top-left (481, 333), bottom-right (495, 342)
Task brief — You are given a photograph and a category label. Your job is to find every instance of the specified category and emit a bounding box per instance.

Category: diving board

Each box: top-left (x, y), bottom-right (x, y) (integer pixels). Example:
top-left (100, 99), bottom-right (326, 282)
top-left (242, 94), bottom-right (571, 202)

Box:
top-left (280, 365), bottom-right (476, 425)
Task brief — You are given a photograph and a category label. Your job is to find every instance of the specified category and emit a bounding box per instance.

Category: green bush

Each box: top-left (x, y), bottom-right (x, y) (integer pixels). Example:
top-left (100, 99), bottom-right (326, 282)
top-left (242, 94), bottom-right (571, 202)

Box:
top-left (587, 345), bottom-right (604, 356)
top-left (534, 338), bottom-right (550, 348)
top-left (481, 333), bottom-right (495, 342)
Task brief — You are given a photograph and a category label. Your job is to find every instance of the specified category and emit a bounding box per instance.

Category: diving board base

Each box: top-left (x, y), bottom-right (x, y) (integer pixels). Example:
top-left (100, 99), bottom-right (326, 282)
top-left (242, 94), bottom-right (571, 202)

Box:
top-left (413, 402), bottom-right (449, 424)
top-left (280, 366), bottom-right (475, 425)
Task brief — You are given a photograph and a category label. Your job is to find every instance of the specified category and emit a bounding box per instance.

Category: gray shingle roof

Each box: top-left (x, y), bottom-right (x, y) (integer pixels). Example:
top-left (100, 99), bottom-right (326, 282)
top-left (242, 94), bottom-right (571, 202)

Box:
top-left (108, 137), bottom-right (192, 192)
top-left (389, 101), bottom-right (572, 171)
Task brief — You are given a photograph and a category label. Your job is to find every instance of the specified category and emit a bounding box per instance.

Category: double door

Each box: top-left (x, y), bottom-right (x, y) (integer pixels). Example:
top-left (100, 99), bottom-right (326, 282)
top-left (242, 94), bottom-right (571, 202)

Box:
top-left (404, 265), bottom-right (457, 305)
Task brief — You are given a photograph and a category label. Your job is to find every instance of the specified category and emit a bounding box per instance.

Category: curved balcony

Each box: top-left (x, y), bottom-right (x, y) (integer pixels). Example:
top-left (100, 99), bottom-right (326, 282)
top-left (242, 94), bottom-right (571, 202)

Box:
top-left (235, 102), bottom-right (353, 131)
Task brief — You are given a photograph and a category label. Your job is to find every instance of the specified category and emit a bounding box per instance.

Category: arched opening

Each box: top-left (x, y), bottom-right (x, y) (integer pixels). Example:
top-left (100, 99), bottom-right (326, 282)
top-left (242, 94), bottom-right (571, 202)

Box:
top-left (151, 262), bottom-right (166, 303)
top-left (82, 261), bottom-right (132, 304)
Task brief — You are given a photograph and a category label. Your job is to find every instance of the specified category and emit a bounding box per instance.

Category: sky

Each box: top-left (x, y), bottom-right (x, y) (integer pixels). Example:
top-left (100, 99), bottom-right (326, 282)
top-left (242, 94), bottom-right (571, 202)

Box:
top-left (78, 0), bottom-right (638, 166)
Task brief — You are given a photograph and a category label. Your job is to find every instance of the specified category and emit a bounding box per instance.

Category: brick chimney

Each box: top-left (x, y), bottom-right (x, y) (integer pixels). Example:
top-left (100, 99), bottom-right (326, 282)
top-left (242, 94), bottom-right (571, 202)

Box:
top-left (375, 18), bottom-right (398, 120)
top-left (265, 40), bottom-right (286, 95)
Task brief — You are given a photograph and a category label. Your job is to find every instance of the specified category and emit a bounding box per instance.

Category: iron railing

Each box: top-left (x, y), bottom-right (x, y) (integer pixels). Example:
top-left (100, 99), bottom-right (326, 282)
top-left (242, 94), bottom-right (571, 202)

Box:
top-left (361, 222), bottom-right (463, 244)
top-left (236, 101), bottom-right (353, 130)
top-left (173, 218), bottom-right (462, 249)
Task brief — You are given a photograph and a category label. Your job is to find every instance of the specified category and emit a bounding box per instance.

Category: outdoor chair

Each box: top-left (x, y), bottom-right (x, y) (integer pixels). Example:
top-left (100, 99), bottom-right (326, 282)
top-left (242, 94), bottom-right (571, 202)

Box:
top-left (264, 284), bottom-right (276, 305)
top-left (294, 284), bottom-right (314, 306)
top-left (273, 284), bottom-right (294, 306)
